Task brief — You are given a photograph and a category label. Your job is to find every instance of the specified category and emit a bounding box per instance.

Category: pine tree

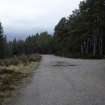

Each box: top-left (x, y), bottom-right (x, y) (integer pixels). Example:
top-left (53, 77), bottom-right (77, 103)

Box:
top-left (54, 0), bottom-right (105, 58)
top-left (0, 22), bottom-right (5, 58)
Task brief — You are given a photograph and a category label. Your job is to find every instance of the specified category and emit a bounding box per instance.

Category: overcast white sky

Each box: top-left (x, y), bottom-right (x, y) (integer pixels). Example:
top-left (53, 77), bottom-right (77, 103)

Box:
top-left (0, 0), bottom-right (81, 39)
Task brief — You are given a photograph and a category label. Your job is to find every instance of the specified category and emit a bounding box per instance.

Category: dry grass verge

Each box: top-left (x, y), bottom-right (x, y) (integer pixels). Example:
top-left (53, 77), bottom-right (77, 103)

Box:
top-left (0, 54), bottom-right (41, 104)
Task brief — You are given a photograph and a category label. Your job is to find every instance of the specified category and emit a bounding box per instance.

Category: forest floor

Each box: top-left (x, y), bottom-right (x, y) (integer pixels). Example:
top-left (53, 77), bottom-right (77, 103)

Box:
top-left (5, 55), bottom-right (105, 105)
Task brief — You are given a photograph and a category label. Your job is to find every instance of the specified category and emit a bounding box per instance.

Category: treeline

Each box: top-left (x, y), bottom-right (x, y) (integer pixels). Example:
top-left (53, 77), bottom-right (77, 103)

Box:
top-left (54, 0), bottom-right (105, 58)
top-left (8, 32), bottom-right (54, 56)
top-left (0, 24), bottom-right (54, 59)
top-left (0, 0), bottom-right (105, 59)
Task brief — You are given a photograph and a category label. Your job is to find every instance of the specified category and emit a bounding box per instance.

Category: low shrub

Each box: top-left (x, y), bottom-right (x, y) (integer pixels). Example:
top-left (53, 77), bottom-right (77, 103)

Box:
top-left (0, 54), bottom-right (41, 67)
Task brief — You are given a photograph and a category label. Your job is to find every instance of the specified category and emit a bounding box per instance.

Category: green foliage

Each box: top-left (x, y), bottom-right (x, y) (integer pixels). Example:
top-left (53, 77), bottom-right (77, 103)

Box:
top-left (24, 32), bottom-right (54, 54)
top-left (0, 23), bottom-right (7, 59)
top-left (54, 0), bottom-right (105, 58)
top-left (5, 32), bottom-right (54, 56)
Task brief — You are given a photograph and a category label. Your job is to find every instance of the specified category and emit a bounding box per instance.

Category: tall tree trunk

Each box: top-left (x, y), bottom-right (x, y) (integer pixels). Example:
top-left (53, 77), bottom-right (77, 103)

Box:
top-left (93, 36), bottom-right (97, 56)
top-left (99, 38), bottom-right (103, 56)
top-left (89, 38), bottom-right (93, 54)
top-left (83, 40), bottom-right (86, 54)
top-left (81, 43), bottom-right (84, 55)
top-left (86, 39), bottom-right (89, 54)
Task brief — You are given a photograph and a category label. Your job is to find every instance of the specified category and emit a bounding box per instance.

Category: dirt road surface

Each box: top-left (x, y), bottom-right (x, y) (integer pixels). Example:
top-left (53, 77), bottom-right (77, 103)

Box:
top-left (7, 55), bottom-right (105, 105)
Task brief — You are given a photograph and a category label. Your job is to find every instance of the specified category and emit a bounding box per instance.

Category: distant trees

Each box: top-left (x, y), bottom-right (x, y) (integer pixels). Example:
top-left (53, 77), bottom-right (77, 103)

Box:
top-left (35, 32), bottom-right (54, 54)
top-left (24, 32), bottom-right (54, 54)
top-left (6, 32), bottom-right (54, 56)
top-left (54, 0), bottom-right (105, 58)
top-left (0, 23), bottom-right (54, 59)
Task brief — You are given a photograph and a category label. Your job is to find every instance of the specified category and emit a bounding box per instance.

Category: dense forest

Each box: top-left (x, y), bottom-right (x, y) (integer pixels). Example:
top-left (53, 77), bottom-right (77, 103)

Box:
top-left (54, 0), bottom-right (105, 58)
top-left (0, 0), bottom-right (105, 59)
